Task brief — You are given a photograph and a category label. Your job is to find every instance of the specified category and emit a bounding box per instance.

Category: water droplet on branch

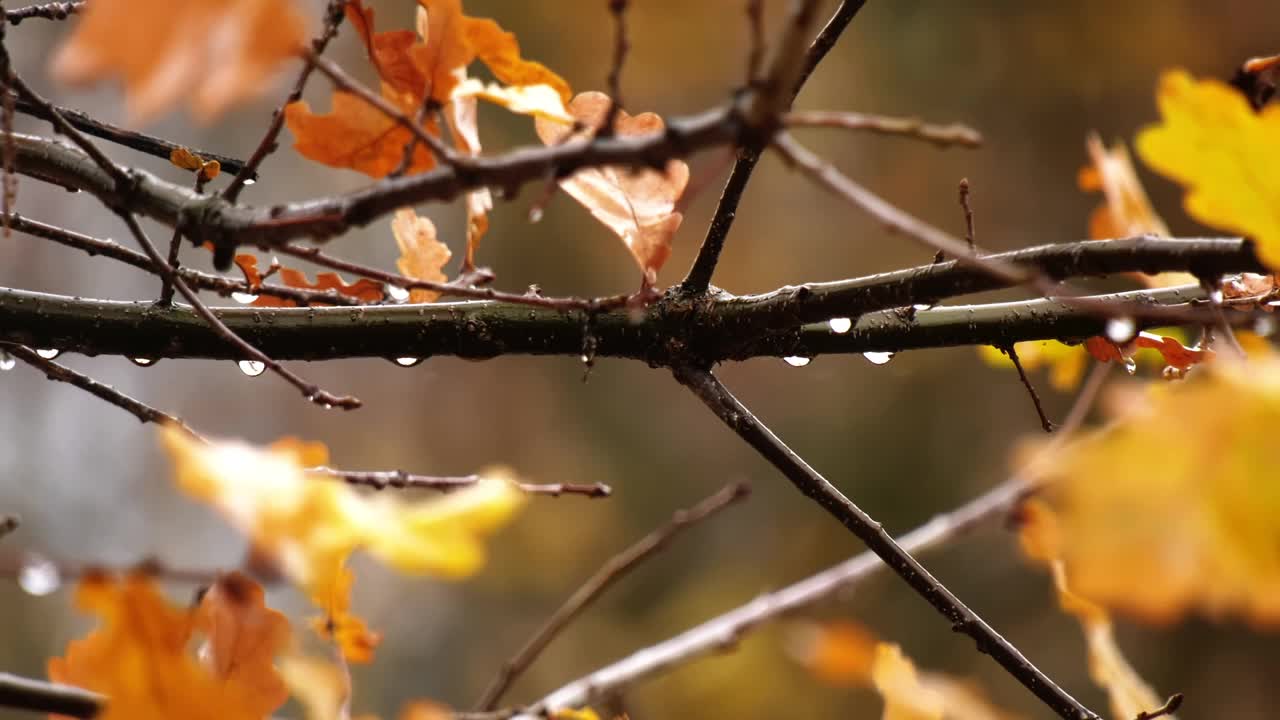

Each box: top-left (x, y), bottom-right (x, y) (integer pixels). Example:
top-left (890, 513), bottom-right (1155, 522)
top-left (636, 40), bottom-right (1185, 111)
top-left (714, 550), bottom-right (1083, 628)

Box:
top-left (393, 357), bottom-right (422, 367)
top-left (862, 351), bottom-right (894, 366)
top-left (386, 285), bottom-right (410, 302)
top-left (828, 317), bottom-right (852, 334)
top-left (0, 350), bottom-right (14, 371)
top-left (783, 356), bottom-right (812, 367)
top-left (130, 357), bottom-right (158, 367)
top-left (237, 360), bottom-right (266, 377)
top-left (231, 291), bottom-right (258, 304)
top-left (35, 348), bottom-right (60, 360)
top-left (18, 556), bottom-right (61, 596)
top-left (1105, 317), bottom-right (1136, 343)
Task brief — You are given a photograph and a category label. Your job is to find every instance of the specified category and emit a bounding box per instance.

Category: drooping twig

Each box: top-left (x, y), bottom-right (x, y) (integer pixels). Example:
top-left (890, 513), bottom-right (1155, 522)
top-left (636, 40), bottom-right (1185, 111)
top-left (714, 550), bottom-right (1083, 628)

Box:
top-left (515, 362), bottom-right (1113, 718)
top-left (222, 0), bottom-right (344, 201)
top-left (474, 482), bottom-right (750, 710)
top-left (599, 0), bottom-right (630, 137)
top-left (671, 366), bottom-right (1099, 719)
top-left (0, 673), bottom-right (101, 718)
top-left (681, 0), bottom-right (871, 295)
top-left (784, 110), bottom-right (982, 148)
top-left (159, 169), bottom-right (215, 305)
top-left (115, 212), bottom-right (362, 410)
top-left (312, 467), bottom-right (612, 499)
top-left (4, 0), bottom-right (81, 24)
top-left (1004, 344), bottom-right (1054, 433)
top-left (10, 93), bottom-right (251, 177)
top-left (2, 343), bottom-right (200, 436)
top-left (959, 177), bottom-right (976, 250)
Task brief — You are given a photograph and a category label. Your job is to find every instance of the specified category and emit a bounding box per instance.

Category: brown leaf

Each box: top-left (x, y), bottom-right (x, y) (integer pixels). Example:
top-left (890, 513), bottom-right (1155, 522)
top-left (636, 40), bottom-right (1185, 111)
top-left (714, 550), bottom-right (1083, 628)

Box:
top-left (233, 254), bottom-right (385, 307)
top-left (535, 92), bottom-right (690, 283)
top-left (284, 91), bottom-right (439, 178)
top-left (1084, 332), bottom-right (1213, 373)
top-left (52, 0), bottom-right (307, 122)
top-left (195, 572), bottom-right (292, 717)
top-left (392, 208), bottom-right (452, 303)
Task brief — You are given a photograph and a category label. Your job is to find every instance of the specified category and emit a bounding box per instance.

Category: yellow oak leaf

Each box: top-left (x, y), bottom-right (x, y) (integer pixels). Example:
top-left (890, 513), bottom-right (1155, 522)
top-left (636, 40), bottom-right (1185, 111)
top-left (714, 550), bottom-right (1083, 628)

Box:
top-left (280, 654), bottom-right (352, 720)
top-left (536, 92), bottom-right (691, 284)
top-left (1016, 351), bottom-right (1280, 625)
top-left (871, 644), bottom-right (943, 720)
top-left (49, 572), bottom-right (290, 720)
top-left (160, 426), bottom-right (527, 659)
top-left (1136, 69), bottom-right (1280, 269)
top-left (52, 0), bottom-right (306, 122)
top-left (392, 207), bottom-right (453, 303)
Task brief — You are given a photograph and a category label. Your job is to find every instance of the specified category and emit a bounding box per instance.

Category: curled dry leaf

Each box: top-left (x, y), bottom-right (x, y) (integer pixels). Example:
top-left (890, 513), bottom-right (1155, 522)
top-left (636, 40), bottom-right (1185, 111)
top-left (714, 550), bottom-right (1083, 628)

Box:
top-left (233, 254), bottom-right (386, 307)
top-left (284, 90), bottom-right (440, 178)
top-left (160, 426), bottom-right (527, 660)
top-left (536, 92), bottom-right (691, 284)
top-left (1019, 502), bottom-right (1179, 720)
top-left (1136, 69), bottom-right (1280, 270)
top-left (52, 0), bottom-right (307, 123)
top-left (392, 208), bottom-right (452, 303)
top-left (445, 84), bottom-right (493, 271)
top-left (1015, 351), bottom-right (1280, 626)
top-left (49, 572), bottom-right (290, 720)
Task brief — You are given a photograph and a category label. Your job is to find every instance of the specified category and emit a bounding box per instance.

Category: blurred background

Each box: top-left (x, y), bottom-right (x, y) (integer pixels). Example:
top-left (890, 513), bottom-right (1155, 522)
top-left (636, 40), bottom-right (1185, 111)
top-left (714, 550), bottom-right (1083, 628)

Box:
top-left (1, 1), bottom-right (1277, 717)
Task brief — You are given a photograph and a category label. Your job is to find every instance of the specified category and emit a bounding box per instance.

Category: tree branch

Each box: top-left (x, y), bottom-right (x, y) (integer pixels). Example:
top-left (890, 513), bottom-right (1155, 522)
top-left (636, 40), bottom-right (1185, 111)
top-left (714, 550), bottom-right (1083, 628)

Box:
top-left (0, 673), bottom-right (101, 718)
top-left (670, 366), bottom-right (1099, 719)
top-left (475, 482), bottom-right (750, 710)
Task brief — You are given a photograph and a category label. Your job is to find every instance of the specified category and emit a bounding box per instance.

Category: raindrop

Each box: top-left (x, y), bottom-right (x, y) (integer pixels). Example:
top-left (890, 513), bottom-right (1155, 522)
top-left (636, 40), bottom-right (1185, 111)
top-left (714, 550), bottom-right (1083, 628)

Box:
top-left (0, 350), bottom-right (13, 371)
top-left (783, 356), bottom-right (812, 367)
top-left (242, 178), bottom-right (257, 186)
top-left (1255, 316), bottom-right (1277, 338)
top-left (1123, 356), bottom-right (1137, 375)
top-left (231, 291), bottom-right (259, 304)
top-left (35, 348), bottom-right (60, 360)
top-left (18, 556), bottom-right (61, 596)
top-left (130, 357), bottom-right (158, 367)
top-left (386, 285), bottom-right (410, 302)
top-left (393, 357), bottom-right (422, 367)
top-left (912, 304), bottom-right (931, 311)
top-left (1209, 288), bottom-right (1225, 304)
top-left (828, 317), bottom-right (852, 334)
top-left (1105, 317), bottom-right (1136, 343)
top-left (237, 360), bottom-right (266, 377)
top-left (1162, 365), bottom-right (1187, 381)
top-left (862, 351), bottom-right (894, 365)
top-left (528, 207), bottom-right (544, 223)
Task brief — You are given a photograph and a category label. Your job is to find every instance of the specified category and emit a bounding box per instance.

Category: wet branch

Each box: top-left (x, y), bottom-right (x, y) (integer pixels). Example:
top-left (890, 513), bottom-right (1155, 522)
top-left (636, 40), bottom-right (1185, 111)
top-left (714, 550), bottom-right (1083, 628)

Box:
top-left (671, 366), bottom-right (1099, 719)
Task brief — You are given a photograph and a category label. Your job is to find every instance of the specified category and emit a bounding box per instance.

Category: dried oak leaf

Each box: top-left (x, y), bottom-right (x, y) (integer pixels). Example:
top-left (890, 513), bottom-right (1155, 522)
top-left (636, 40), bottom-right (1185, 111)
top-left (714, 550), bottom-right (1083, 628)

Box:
top-left (194, 571), bottom-right (292, 717)
top-left (1136, 69), bottom-right (1280, 270)
top-left (233, 254), bottom-right (386, 307)
top-left (308, 564), bottom-right (383, 664)
top-left (284, 89), bottom-right (440, 178)
top-left (786, 620), bottom-right (878, 687)
top-left (1083, 331), bottom-right (1213, 374)
top-left (52, 0), bottom-right (306, 123)
top-left (1016, 352), bottom-right (1280, 625)
top-left (49, 572), bottom-right (290, 720)
top-left (1019, 502), bottom-right (1179, 720)
top-left (160, 426), bottom-right (527, 660)
top-left (536, 92), bottom-right (691, 284)
top-left (391, 207), bottom-right (452, 303)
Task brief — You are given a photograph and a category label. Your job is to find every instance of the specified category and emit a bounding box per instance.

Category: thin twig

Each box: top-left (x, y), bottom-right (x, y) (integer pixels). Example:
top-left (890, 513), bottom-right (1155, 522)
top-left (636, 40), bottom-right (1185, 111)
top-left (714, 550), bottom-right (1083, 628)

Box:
top-left (959, 177), bottom-right (976, 250)
top-left (2, 343), bottom-right (200, 437)
top-left (222, 0), bottom-right (344, 201)
top-left (475, 482), bottom-right (750, 710)
top-left (784, 110), bottom-right (982, 148)
top-left (515, 360), bottom-right (1113, 718)
top-left (1135, 693), bottom-right (1184, 720)
top-left (1004, 344), bottom-right (1054, 433)
top-left (4, 0), bottom-right (81, 24)
top-left (116, 212), bottom-right (362, 410)
top-left (671, 366), bottom-right (1099, 720)
top-left (745, 0), bottom-right (766, 84)
top-left (599, 0), bottom-right (630, 138)
top-left (11, 76), bottom-right (130, 188)
top-left (681, 0), bottom-right (871, 294)
top-left (10, 93), bottom-right (251, 176)
top-left (0, 673), bottom-right (101, 718)
top-left (312, 467), bottom-right (612, 498)
top-left (7, 212), bottom-right (365, 306)
top-left (160, 172), bottom-right (212, 305)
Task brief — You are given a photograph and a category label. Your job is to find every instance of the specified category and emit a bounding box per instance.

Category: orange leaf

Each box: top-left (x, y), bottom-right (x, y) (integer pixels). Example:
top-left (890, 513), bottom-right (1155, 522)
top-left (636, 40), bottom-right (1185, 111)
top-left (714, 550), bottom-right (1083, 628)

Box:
top-left (444, 91), bottom-right (493, 270)
top-left (233, 254), bottom-right (386, 307)
top-left (49, 572), bottom-right (288, 720)
top-left (51, 0), bottom-right (306, 122)
top-left (194, 572), bottom-right (292, 716)
top-left (284, 91), bottom-right (439, 178)
top-left (1078, 133), bottom-right (1169, 241)
top-left (1084, 331), bottom-right (1213, 373)
top-left (787, 620), bottom-right (878, 686)
top-left (392, 208), bottom-right (452, 303)
top-left (536, 92), bottom-right (691, 283)
top-left (308, 564), bottom-right (383, 663)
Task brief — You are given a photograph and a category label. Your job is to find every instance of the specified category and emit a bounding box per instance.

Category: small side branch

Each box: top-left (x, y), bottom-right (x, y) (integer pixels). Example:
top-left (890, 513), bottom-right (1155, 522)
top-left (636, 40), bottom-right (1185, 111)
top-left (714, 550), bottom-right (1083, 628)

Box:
top-left (313, 467), bottom-right (612, 499)
top-left (671, 366), bottom-right (1099, 720)
top-left (785, 110), bottom-right (982, 148)
top-left (474, 482), bottom-right (750, 710)
top-left (5, 1), bottom-right (82, 24)
top-left (1004, 345), bottom-right (1054, 433)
